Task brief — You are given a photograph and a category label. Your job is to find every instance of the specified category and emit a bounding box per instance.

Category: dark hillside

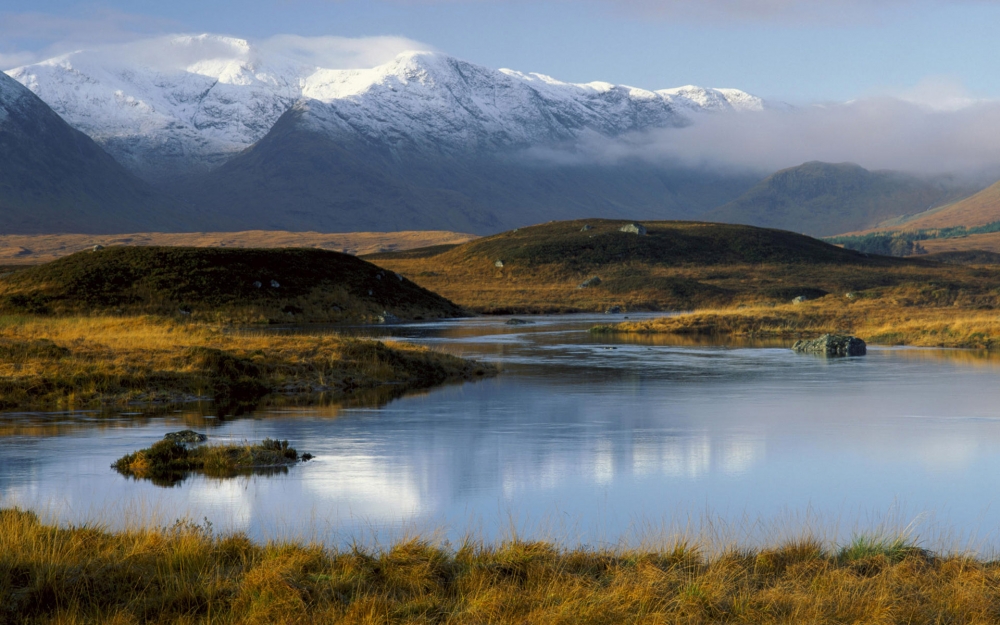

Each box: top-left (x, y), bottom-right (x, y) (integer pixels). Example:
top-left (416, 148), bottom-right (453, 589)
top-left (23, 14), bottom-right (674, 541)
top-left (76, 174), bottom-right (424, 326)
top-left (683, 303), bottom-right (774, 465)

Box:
top-left (412, 218), bottom-right (889, 269)
top-left (0, 73), bottom-right (184, 234)
top-left (366, 219), bottom-right (940, 313)
top-left (0, 247), bottom-right (464, 322)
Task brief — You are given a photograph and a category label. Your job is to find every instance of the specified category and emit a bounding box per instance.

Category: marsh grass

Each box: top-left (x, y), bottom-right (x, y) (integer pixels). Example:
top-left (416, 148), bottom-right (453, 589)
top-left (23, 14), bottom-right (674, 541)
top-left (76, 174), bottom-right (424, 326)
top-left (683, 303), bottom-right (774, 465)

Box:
top-left (0, 315), bottom-right (493, 410)
top-left (600, 297), bottom-right (1000, 349)
top-left (3, 507), bottom-right (1000, 624)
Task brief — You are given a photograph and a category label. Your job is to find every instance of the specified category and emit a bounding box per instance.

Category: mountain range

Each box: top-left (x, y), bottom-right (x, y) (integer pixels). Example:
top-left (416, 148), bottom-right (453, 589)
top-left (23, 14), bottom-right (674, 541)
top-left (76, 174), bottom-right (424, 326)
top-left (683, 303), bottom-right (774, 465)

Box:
top-left (0, 35), bottom-right (984, 236)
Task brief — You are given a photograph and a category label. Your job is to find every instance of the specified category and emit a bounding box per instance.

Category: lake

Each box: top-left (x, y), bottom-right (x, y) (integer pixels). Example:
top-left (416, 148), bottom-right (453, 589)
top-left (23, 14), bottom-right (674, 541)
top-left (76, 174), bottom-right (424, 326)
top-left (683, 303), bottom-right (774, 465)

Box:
top-left (4, 314), bottom-right (1000, 550)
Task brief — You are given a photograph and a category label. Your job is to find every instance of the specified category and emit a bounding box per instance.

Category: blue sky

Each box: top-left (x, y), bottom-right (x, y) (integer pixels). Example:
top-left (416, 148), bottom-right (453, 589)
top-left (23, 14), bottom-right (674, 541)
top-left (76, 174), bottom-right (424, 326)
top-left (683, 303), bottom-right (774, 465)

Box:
top-left (2, 0), bottom-right (999, 102)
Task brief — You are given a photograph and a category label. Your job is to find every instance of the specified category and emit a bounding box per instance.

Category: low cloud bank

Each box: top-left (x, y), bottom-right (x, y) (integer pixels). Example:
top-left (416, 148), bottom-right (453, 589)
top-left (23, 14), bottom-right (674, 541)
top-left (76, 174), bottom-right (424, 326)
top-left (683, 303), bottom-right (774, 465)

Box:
top-left (529, 96), bottom-right (1000, 178)
top-left (0, 23), bottom-right (433, 72)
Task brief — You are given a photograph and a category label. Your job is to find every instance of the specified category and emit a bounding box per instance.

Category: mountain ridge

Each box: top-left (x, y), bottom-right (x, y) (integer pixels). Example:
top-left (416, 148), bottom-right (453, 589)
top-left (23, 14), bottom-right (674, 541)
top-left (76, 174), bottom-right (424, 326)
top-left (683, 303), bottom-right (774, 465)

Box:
top-left (6, 36), bottom-right (765, 181)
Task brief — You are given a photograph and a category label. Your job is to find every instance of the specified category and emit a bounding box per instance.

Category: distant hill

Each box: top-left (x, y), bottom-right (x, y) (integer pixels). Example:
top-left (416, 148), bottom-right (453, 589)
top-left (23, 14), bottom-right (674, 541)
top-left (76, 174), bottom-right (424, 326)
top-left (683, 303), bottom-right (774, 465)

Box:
top-left (0, 73), bottom-right (180, 234)
top-left (366, 219), bottom-right (911, 313)
top-left (885, 180), bottom-right (1000, 231)
top-left (0, 247), bottom-right (464, 322)
top-left (703, 162), bottom-right (977, 237)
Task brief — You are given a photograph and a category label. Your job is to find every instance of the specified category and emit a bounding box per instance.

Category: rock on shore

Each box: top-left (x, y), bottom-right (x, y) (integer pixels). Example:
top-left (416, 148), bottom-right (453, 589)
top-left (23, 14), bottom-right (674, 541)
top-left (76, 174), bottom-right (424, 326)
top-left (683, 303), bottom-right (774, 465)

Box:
top-left (792, 334), bottom-right (867, 356)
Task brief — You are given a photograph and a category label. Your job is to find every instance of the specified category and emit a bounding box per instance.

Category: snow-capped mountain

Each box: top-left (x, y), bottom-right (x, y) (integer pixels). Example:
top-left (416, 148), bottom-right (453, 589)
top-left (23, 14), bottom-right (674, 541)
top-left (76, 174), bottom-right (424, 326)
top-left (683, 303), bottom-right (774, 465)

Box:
top-left (6, 34), bottom-right (764, 180)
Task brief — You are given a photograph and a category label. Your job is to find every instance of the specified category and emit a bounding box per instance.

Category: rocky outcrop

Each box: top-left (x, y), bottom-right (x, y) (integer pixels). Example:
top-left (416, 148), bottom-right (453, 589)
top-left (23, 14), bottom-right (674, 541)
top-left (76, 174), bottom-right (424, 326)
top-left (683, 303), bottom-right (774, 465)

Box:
top-left (792, 334), bottom-right (866, 356)
top-left (619, 222), bottom-right (647, 235)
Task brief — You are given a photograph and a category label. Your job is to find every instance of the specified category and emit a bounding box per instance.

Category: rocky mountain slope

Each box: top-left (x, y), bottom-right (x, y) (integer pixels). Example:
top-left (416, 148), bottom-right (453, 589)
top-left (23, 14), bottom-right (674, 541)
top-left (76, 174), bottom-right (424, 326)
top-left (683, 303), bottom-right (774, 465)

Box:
top-left (0, 72), bottom-right (178, 234)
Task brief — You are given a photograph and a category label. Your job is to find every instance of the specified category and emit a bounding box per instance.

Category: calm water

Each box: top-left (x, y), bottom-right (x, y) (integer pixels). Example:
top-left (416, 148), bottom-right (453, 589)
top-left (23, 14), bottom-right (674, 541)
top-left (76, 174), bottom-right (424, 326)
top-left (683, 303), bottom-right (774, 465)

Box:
top-left (4, 314), bottom-right (1000, 548)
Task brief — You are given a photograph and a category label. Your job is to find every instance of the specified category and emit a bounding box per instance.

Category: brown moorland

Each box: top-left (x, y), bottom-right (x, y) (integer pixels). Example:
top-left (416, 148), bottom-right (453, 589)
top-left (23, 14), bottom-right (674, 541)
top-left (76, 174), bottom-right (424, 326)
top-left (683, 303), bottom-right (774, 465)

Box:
top-left (3, 507), bottom-right (999, 624)
top-left (0, 246), bottom-right (465, 324)
top-left (366, 219), bottom-right (1000, 314)
top-left (0, 229), bottom-right (477, 265)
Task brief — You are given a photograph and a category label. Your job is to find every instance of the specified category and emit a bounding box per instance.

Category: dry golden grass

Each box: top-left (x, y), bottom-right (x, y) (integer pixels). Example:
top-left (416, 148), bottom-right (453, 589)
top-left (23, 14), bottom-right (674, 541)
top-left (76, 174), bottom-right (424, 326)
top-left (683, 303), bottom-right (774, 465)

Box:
top-left (918, 232), bottom-right (1000, 255)
top-left (4, 507), bottom-right (1000, 624)
top-left (0, 230), bottom-right (478, 265)
top-left (601, 296), bottom-right (1000, 349)
top-left (0, 316), bottom-right (492, 410)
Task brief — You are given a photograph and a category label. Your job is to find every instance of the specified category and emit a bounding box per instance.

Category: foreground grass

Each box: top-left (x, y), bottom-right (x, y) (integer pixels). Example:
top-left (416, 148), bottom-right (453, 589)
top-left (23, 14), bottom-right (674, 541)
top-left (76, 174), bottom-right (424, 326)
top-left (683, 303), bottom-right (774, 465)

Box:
top-left (599, 297), bottom-right (1000, 349)
top-left (4, 507), bottom-right (1000, 623)
top-left (0, 315), bottom-right (493, 410)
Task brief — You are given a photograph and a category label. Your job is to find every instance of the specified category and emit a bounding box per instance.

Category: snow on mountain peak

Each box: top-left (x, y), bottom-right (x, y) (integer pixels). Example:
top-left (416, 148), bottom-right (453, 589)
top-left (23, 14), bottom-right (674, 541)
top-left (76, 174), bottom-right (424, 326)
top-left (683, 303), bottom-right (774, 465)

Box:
top-left (4, 35), bottom-right (767, 179)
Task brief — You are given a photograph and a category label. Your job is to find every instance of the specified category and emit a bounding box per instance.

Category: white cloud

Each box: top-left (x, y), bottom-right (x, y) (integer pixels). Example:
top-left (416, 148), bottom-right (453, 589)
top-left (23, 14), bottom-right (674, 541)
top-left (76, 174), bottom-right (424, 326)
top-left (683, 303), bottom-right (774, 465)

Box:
top-left (530, 91), bottom-right (1000, 176)
top-left (258, 34), bottom-right (434, 70)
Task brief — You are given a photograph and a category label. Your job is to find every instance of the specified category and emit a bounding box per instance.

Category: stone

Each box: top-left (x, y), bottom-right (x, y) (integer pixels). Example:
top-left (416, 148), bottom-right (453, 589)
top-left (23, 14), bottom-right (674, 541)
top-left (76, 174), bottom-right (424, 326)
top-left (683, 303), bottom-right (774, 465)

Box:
top-left (270, 280), bottom-right (280, 288)
top-left (619, 222), bottom-right (647, 235)
top-left (581, 225), bottom-right (592, 231)
top-left (792, 334), bottom-right (867, 357)
top-left (506, 318), bottom-right (533, 325)
top-left (578, 276), bottom-right (602, 289)
top-left (378, 311), bottom-right (400, 324)
top-left (792, 295), bottom-right (808, 304)
top-left (163, 430), bottom-right (207, 444)
top-left (605, 306), bottom-right (623, 314)
top-left (252, 281), bottom-right (262, 288)
top-left (396, 273), bottom-right (404, 281)
top-left (495, 260), bottom-right (505, 268)
top-left (845, 292), bottom-right (858, 300)
top-left (92, 244), bottom-right (104, 252)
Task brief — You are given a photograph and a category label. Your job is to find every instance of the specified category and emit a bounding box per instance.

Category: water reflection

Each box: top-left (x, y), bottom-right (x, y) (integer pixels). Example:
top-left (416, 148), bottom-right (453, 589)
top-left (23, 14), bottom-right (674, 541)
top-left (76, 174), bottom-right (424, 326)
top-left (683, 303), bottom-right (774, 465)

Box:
top-left (4, 314), bottom-right (1000, 548)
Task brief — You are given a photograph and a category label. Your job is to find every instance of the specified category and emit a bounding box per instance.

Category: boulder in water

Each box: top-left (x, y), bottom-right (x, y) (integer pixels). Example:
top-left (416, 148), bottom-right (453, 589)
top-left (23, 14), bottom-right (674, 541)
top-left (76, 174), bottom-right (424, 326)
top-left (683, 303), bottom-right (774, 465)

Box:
top-left (163, 430), bottom-right (207, 444)
top-left (792, 334), bottom-right (866, 356)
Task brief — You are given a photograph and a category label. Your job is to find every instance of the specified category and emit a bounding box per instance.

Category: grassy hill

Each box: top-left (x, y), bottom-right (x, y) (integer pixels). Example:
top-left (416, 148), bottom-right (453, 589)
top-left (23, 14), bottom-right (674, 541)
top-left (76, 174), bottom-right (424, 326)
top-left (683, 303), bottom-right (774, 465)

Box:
top-left (882, 180), bottom-right (1000, 231)
top-left (702, 162), bottom-right (977, 237)
top-left (364, 219), bottom-right (971, 313)
top-left (0, 246), bottom-right (464, 323)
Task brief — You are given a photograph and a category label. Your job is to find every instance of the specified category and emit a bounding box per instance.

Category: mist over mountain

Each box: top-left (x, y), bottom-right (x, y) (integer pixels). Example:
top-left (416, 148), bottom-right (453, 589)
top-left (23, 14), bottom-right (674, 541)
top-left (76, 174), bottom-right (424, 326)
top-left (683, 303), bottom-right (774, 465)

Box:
top-left (6, 37), bottom-right (763, 183)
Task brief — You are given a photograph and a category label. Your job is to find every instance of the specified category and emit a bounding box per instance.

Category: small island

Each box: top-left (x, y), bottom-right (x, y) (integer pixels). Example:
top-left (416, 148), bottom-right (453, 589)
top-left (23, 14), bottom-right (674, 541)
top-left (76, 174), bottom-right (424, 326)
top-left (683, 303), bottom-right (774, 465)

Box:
top-left (112, 432), bottom-right (312, 486)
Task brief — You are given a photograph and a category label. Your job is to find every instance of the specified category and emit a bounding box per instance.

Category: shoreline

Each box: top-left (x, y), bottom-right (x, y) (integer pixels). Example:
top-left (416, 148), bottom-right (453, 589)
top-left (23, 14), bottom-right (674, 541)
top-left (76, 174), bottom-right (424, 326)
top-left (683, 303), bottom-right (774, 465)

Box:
top-left (593, 299), bottom-right (1000, 350)
top-left (0, 315), bottom-right (495, 412)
